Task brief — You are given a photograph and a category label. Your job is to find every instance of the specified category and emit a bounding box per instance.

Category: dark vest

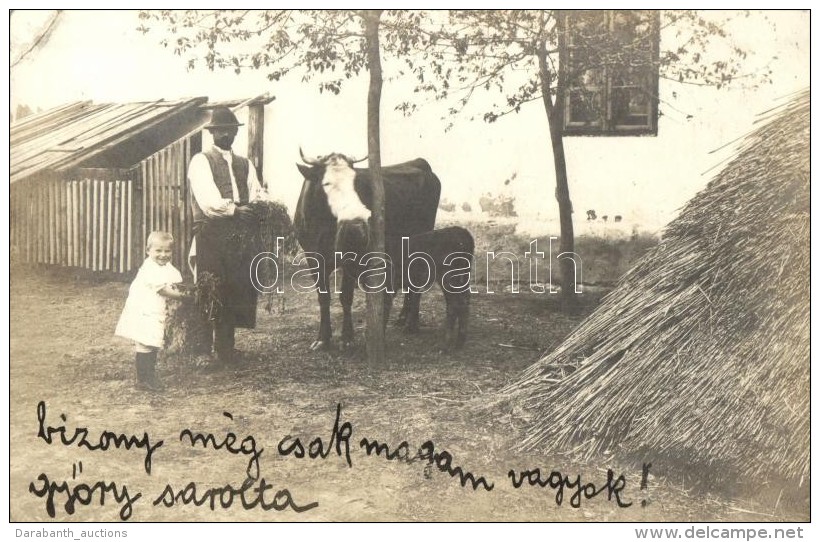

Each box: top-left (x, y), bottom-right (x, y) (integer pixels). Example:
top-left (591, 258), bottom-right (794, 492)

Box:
top-left (191, 148), bottom-right (251, 225)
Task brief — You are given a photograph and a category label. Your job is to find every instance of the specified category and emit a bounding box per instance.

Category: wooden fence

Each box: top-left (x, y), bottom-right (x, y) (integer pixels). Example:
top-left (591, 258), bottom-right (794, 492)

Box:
top-left (139, 136), bottom-right (196, 274)
top-left (10, 136), bottom-right (199, 276)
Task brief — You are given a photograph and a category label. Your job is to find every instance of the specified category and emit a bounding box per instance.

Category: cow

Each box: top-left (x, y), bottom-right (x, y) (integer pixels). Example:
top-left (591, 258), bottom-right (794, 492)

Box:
top-left (294, 151), bottom-right (441, 350)
top-left (385, 227), bottom-right (474, 351)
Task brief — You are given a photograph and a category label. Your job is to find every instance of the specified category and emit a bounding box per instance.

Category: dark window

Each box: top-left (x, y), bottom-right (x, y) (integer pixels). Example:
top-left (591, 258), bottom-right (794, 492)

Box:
top-left (561, 10), bottom-right (660, 136)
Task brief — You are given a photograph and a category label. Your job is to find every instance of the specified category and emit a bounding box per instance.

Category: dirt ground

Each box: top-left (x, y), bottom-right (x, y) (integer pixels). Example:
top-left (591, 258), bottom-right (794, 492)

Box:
top-left (9, 265), bottom-right (806, 522)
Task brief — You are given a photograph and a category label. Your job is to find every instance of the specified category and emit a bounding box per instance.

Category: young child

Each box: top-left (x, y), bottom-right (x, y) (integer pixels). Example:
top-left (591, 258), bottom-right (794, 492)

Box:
top-left (115, 231), bottom-right (187, 390)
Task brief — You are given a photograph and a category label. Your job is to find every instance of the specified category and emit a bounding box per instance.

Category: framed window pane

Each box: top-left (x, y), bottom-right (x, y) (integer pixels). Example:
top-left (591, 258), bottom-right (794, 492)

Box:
top-left (561, 9), bottom-right (659, 136)
top-left (611, 86), bottom-right (651, 128)
top-left (567, 88), bottom-right (604, 127)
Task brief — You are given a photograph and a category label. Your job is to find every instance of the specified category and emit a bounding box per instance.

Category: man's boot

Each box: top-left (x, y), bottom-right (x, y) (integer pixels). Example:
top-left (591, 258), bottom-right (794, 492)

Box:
top-left (214, 322), bottom-right (236, 365)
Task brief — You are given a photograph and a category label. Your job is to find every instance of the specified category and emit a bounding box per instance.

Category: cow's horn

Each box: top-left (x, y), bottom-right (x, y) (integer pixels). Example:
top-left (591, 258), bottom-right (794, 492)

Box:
top-left (299, 147), bottom-right (324, 166)
top-left (348, 154), bottom-right (368, 164)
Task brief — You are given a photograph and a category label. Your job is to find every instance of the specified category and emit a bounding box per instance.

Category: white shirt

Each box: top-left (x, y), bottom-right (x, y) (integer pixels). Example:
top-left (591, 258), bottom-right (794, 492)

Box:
top-left (187, 146), bottom-right (267, 277)
top-left (188, 146), bottom-right (265, 217)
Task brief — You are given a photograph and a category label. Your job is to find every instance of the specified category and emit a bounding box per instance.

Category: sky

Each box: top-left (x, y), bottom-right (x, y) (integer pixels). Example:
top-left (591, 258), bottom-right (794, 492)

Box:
top-left (8, 10), bottom-right (811, 234)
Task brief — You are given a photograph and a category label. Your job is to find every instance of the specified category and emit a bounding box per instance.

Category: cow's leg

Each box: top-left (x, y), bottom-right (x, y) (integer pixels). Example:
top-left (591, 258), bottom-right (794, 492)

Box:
top-left (455, 291), bottom-right (469, 349)
top-left (383, 292), bottom-right (395, 331)
top-left (339, 268), bottom-right (356, 349)
top-left (311, 269), bottom-right (333, 351)
top-left (405, 291), bottom-right (421, 333)
top-left (396, 292), bottom-right (411, 326)
top-left (442, 292), bottom-right (458, 352)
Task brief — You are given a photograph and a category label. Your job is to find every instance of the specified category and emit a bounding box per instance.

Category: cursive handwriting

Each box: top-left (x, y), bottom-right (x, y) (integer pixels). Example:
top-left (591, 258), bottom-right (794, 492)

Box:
top-left (29, 472), bottom-right (141, 520)
top-left (359, 437), bottom-right (494, 491)
top-left (153, 476), bottom-right (318, 513)
top-left (179, 411), bottom-right (263, 480)
top-left (37, 401), bottom-right (163, 475)
top-left (277, 403), bottom-right (353, 467)
top-left (508, 467), bottom-right (632, 507)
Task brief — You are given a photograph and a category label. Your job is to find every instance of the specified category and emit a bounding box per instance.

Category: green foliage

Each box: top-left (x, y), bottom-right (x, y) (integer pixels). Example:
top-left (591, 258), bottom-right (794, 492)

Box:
top-left (138, 10), bottom-right (419, 95)
top-left (137, 10), bottom-right (773, 123)
top-left (390, 10), bottom-right (773, 125)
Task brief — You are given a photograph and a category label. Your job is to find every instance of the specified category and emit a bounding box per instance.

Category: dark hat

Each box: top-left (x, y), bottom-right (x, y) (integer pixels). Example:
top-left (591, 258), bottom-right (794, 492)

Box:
top-left (205, 106), bottom-right (244, 129)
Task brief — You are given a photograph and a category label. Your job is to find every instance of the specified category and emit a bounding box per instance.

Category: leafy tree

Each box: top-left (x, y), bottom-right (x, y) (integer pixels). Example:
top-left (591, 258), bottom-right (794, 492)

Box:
top-left (391, 9), bottom-right (771, 307)
top-left (139, 9), bottom-right (395, 363)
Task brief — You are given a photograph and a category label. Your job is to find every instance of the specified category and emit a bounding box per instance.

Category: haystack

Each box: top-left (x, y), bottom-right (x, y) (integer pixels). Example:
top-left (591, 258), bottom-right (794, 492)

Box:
top-left (501, 90), bottom-right (809, 483)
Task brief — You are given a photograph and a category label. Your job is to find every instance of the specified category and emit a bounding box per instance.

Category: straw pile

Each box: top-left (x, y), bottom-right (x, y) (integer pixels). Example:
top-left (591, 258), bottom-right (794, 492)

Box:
top-left (501, 90), bottom-right (809, 483)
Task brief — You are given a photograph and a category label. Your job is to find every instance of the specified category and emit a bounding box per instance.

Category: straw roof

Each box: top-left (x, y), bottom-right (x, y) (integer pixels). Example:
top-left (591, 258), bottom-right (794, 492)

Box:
top-left (501, 89), bottom-right (810, 482)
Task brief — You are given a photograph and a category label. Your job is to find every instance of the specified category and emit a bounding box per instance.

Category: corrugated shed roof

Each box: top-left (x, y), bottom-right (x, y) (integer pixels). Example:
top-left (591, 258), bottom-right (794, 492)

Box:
top-left (10, 97), bottom-right (208, 184)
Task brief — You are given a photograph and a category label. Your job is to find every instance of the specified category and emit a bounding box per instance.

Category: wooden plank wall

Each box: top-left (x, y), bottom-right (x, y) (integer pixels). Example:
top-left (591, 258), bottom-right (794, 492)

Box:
top-left (138, 136), bottom-right (194, 273)
top-left (9, 134), bottom-right (197, 276)
top-left (10, 172), bottom-right (134, 274)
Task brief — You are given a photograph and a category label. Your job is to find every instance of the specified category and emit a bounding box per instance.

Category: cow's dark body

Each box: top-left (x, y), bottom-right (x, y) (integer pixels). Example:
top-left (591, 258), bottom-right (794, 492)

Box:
top-left (294, 158), bottom-right (441, 349)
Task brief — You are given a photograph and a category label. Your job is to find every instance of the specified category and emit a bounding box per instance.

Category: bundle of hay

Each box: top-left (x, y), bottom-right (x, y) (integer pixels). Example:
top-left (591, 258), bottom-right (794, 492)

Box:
top-left (165, 201), bottom-right (296, 353)
top-left (164, 273), bottom-right (221, 356)
top-left (501, 90), bottom-right (809, 483)
top-left (250, 200), bottom-right (296, 312)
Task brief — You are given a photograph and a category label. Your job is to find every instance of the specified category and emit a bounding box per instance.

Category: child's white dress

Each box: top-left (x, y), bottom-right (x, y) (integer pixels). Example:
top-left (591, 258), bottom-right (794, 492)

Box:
top-left (115, 258), bottom-right (183, 348)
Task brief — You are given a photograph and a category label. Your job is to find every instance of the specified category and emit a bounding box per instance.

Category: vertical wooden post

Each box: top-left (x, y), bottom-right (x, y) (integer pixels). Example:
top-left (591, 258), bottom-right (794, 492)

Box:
top-left (113, 181), bottom-right (121, 273)
top-left (127, 178), bottom-right (133, 271)
top-left (67, 181), bottom-right (73, 267)
top-left (84, 180), bottom-right (89, 269)
top-left (60, 180), bottom-right (68, 266)
top-left (51, 179), bottom-right (58, 265)
top-left (21, 184), bottom-right (26, 263)
top-left (73, 181), bottom-right (80, 268)
top-left (98, 180), bottom-right (104, 271)
top-left (157, 151), bottom-right (165, 232)
top-left (247, 103), bottom-right (265, 186)
top-left (93, 180), bottom-right (99, 271)
top-left (164, 148), bottom-right (171, 235)
top-left (67, 181), bottom-right (74, 267)
top-left (25, 183), bottom-right (29, 262)
top-left (44, 180), bottom-right (50, 264)
top-left (100, 181), bottom-right (106, 271)
top-left (119, 180), bottom-right (127, 274)
top-left (171, 143), bottom-right (180, 267)
top-left (85, 179), bottom-right (92, 270)
top-left (177, 140), bottom-right (186, 268)
top-left (148, 158), bottom-right (154, 237)
top-left (139, 162), bottom-right (147, 263)
top-left (21, 186), bottom-right (25, 259)
top-left (36, 181), bottom-right (40, 263)
top-left (43, 180), bottom-right (48, 264)
top-left (49, 179), bottom-right (56, 264)
top-left (106, 180), bottom-right (114, 271)
top-left (42, 180), bottom-right (48, 264)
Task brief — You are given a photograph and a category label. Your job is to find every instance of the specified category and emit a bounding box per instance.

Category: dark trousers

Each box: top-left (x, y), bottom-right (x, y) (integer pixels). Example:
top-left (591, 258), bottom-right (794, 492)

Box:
top-left (194, 217), bottom-right (259, 361)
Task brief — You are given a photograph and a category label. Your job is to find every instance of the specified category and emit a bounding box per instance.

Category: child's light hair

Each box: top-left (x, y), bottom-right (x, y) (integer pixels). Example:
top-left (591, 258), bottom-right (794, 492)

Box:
top-left (146, 231), bottom-right (174, 250)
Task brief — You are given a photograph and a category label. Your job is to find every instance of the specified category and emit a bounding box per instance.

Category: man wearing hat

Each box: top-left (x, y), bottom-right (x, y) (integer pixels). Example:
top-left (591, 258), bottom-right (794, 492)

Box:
top-left (188, 106), bottom-right (265, 367)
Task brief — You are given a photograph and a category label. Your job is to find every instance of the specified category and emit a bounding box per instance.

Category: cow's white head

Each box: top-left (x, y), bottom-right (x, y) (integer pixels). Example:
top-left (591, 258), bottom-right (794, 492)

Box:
top-left (297, 149), bottom-right (371, 222)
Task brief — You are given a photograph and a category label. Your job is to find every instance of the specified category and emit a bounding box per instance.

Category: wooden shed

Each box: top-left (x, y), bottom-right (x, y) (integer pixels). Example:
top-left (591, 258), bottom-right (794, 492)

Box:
top-left (9, 94), bottom-right (274, 277)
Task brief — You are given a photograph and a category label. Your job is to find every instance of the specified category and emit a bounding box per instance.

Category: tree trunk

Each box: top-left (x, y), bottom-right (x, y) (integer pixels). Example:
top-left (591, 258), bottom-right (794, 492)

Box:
top-left (364, 10), bottom-right (386, 364)
top-left (247, 103), bottom-right (265, 187)
top-left (538, 37), bottom-right (577, 309)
